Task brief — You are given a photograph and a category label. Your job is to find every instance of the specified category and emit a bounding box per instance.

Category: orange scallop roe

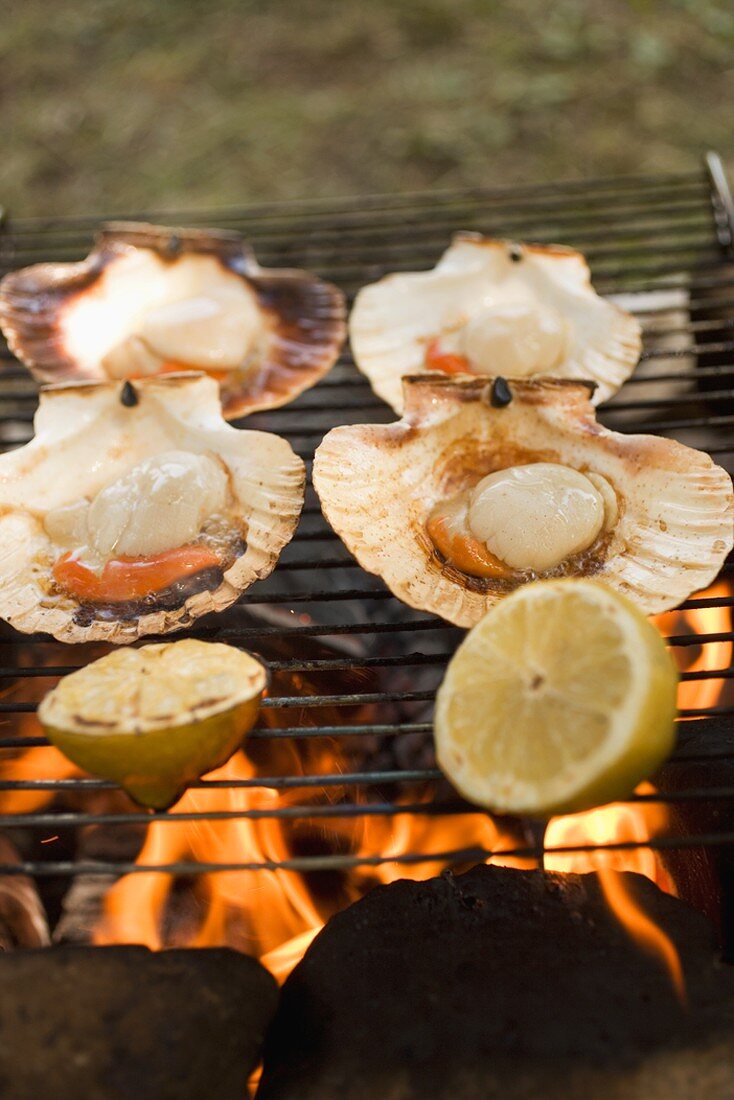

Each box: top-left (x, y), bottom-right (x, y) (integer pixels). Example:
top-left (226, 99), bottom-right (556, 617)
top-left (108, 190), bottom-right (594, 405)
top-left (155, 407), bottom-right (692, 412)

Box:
top-left (424, 337), bottom-right (471, 375)
top-left (426, 509), bottom-right (511, 580)
top-left (52, 545), bottom-right (222, 604)
top-left (128, 361), bottom-right (232, 383)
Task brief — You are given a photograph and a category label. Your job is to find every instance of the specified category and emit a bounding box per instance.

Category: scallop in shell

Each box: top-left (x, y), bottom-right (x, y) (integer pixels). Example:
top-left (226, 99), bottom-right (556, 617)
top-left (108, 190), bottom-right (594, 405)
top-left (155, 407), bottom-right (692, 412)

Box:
top-left (0, 373), bottom-right (305, 643)
top-left (0, 222), bottom-right (346, 419)
top-left (313, 374), bottom-right (733, 627)
top-left (349, 234), bottom-right (641, 412)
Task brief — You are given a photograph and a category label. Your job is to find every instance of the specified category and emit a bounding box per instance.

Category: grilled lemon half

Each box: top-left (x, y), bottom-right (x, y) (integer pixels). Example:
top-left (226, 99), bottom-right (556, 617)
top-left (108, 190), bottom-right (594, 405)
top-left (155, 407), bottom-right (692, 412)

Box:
top-left (434, 578), bottom-right (679, 818)
top-left (39, 639), bottom-right (268, 810)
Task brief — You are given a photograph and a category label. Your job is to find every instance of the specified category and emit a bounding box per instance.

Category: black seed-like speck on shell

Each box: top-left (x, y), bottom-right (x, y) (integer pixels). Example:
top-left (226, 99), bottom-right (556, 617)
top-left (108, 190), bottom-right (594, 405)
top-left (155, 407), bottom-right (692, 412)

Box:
top-left (120, 380), bottom-right (139, 407)
top-left (490, 377), bottom-right (513, 407)
top-left (508, 243), bottom-right (523, 262)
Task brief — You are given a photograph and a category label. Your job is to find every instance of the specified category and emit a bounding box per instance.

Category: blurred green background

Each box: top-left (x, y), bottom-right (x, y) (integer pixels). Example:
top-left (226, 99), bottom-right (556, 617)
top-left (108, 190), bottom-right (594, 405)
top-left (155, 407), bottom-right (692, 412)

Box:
top-left (3, 0), bottom-right (733, 216)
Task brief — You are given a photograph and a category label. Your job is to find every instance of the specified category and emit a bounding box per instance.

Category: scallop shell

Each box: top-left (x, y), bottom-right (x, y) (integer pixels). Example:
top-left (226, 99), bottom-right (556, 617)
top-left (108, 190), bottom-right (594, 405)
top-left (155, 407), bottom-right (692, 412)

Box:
top-left (313, 374), bottom-right (733, 627)
top-left (0, 373), bottom-right (305, 643)
top-left (0, 222), bottom-right (346, 419)
top-left (349, 234), bottom-right (641, 412)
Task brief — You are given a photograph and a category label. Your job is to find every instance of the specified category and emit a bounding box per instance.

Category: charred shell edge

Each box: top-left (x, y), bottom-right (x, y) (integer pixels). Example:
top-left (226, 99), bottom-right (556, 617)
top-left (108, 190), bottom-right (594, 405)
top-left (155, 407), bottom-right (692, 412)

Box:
top-left (0, 221), bottom-right (347, 415)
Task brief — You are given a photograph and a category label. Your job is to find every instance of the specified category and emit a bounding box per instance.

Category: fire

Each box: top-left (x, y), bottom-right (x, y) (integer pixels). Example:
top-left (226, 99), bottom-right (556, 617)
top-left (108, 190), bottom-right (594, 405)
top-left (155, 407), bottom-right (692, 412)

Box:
top-left (95, 752), bottom-right (324, 960)
top-left (93, 749), bottom-right (527, 981)
top-left (0, 581), bottom-right (729, 991)
top-left (597, 867), bottom-right (685, 1004)
top-left (539, 577), bottom-right (733, 1006)
top-left (261, 928), bottom-right (320, 984)
top-left (0, 745), bottom-right (79, 815)
top-left (653, 580), bottom-right (732, 714)
top-left (544, 783), bottom-right (685, 1004)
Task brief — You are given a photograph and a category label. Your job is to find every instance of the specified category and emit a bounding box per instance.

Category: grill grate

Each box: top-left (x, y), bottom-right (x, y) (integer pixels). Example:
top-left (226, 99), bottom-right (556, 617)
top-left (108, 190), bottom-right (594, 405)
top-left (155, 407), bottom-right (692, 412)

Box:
top-left (0, 153), bottom-right (734, 881)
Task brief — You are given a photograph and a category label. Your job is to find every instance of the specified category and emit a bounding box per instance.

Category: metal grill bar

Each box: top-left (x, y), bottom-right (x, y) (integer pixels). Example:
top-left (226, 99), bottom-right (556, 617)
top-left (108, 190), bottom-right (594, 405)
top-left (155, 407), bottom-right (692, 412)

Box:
top-left (0, 770), bottom-right (443, 791)
top-left (0, 691), bottom-right (731, 718)
top-left (4, 831), bottom-right (734, 880)
top-left (0, 620), bottom-right (730, 646)
top-left (0, 156), bottom-right (733, 888)
top-left (0, 729), bottom-right (731, 759)
top-left (0, 617), bottom-right (457, 642)
top-left (1, 172), bottom-right (708, 232)
top-left (2, 785), bottom-right (734, 832)
top-left (0, 655), bottom-right (729, 682)
top-left (3, 233), bottom-right (719, 274)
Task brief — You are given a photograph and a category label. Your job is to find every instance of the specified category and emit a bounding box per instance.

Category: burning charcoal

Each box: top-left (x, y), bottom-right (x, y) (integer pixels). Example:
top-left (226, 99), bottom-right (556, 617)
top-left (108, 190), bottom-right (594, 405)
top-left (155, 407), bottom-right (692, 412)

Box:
top-left (258, 865), bottom-right (734, 1100)
top-left (0, 837), bottom-right (49, 949)
top-left (0, 945), bottom-right (277, 1100)
top-left (53, 818), bottom-right (146, 944)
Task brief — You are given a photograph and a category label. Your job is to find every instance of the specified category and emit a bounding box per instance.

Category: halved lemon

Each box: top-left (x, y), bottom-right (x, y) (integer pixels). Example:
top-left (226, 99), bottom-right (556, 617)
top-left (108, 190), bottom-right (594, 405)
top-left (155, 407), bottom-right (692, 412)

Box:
top-left (38, 639), bottom-right (268, 810)
top-left (434, 578), bottom-right (678, 818)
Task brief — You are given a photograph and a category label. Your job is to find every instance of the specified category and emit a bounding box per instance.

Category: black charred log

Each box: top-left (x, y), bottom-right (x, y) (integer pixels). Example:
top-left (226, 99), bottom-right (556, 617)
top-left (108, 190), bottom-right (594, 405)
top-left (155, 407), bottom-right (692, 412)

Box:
top-left (0, 945), bottom-right (277, 1100)
top-left (258, 865), bottom-right (734, 1100)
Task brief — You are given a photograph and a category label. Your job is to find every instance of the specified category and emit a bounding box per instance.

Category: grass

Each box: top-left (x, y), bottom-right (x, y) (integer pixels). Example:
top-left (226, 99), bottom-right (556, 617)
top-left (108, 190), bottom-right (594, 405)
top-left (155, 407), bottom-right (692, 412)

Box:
top-left (2, 0), bottom-right (734, 216)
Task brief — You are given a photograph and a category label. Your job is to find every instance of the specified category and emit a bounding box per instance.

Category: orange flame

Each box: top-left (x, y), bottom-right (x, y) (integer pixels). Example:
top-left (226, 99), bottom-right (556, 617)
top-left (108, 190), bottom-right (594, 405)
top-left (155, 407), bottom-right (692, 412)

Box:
top-left (0, 582), bottom-right (729, 993)
top-left (544, 784), bottom-right (685, 1004)
top-left (653, 580), bottom-right (732, 714)
top-left (0, 746), bottom-right (79, 815)
top-left (539, 581), bottom-right (734, 1006)
top-left (93, 748), bottom-right (528, 981)
top-left (597, 868), bottom-right (686, 1006)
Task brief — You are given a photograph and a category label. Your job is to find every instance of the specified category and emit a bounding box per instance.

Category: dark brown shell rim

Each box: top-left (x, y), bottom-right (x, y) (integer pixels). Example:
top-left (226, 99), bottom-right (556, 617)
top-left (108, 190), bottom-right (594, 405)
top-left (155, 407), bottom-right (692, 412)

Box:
top-left (0, 222), bottom-right (346, 417)
top-left (98, 221), bottom-right (254, 264)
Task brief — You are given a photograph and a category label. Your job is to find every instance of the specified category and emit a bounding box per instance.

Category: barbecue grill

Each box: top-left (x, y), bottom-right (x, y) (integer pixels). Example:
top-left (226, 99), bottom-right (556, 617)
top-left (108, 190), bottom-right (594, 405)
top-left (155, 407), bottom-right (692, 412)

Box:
top-left (1, 153), bottom-right (734, 941)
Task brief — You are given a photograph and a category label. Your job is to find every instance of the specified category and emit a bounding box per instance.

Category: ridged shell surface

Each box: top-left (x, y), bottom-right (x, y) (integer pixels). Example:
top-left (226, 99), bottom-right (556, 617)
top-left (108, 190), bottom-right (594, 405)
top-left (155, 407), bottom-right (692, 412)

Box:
top-left (0, 222), bottom-right (346, 419)
top-left (349, 235), bottom-right (641, 412)
top-left (0, 373), bottom-right (305, 643)
top-left (314, 375), bottom-right (733, 627)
